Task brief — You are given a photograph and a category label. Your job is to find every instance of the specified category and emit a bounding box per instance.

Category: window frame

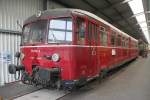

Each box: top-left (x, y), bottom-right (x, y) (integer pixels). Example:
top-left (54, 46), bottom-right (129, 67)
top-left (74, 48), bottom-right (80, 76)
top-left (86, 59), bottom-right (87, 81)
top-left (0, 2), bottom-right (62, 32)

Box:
top-left (88, 20), bottom-right (98, 45)
top-left (125, 38), bottom-right (129, 48)
top-left (22, 20), bottom-right (48, 45)
top-left (110, 30), bottom-right (116, 47)
top-left (117, 33), bottom-right (121, 47)
top-left (99, 26), bottom-right (108, 46)
top-left (48, 17), bottom-right (73, 44)
top-left (75, 16), bottom-right (86, 45)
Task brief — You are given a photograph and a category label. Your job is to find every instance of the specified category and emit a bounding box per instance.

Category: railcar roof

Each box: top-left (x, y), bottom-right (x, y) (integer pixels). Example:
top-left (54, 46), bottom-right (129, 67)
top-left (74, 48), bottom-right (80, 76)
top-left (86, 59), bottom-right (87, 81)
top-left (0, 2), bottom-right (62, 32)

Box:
top-left (24, 8), bottom-right (137, 42)
top-left (24, 9), bottom-right (72, 25)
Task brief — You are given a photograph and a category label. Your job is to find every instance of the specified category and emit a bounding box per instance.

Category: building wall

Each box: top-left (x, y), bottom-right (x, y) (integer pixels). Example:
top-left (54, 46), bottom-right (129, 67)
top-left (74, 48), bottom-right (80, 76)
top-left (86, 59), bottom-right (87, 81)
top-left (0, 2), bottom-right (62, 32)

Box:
top-left (0, 32), bottom-right (21, 85)
top-left (0, 0), bottom-right (43, 31)
top-left (0, 0), bottom-right (43, 86)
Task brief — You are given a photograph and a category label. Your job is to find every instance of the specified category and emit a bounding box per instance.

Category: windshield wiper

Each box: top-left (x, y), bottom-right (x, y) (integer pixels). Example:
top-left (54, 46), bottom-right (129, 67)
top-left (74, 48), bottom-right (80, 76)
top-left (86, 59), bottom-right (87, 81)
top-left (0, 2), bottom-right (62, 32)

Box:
top-left (52, 33), bottom-right (57, 42)
top-left (50, 30), bottom-right (57, 42)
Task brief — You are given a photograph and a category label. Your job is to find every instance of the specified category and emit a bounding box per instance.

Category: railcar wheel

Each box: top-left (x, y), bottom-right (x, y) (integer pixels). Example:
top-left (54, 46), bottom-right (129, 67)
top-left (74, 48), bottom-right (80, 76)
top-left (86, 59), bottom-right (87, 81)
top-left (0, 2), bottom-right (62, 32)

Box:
top-left (21, 72), bottom-right (31, 85)
top-left (98, 69), bottom-right (108, 83)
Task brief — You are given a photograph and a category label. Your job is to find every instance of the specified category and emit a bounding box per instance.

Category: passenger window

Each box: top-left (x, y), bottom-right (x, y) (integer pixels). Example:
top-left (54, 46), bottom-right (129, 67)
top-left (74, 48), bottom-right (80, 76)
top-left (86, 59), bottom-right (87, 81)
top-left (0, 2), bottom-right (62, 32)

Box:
top-left (134, 42), bottom-right (135, 48)
top-left (117, 34), bottom-right (121, 46)
top-left (122, 37), bottom-right (125, 47)
top-left (88, 22), bottom-right (98, 43)
top-left (111, 31), bottom-right (116, 46)
top-left (88, 22), bottom-right (92, 40)
top-left (136, 43), bottom-right (138, 48)
top-left (99, 26), bottom-right (107, 46)
top-left (91, 24), bottom-right (95, 40)
top-left (76, 18), bottom-right (85, 45)
top-left (126, 38), bottom-right (129, 48)
top-left (94, 25), bottom-right (98, 42)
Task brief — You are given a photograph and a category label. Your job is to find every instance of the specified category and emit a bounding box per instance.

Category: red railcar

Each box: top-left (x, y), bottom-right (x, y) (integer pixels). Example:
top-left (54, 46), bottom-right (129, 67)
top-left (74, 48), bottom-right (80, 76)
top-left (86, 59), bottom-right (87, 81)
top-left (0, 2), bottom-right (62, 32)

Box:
top-left (9, 9), bottom-right (138, 89)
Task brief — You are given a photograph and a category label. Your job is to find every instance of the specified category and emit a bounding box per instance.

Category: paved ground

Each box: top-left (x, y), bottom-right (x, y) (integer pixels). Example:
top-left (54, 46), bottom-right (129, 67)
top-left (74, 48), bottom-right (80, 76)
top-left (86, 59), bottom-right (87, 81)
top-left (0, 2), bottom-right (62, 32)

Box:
top-left (14, 89), bottom-right (69, 100)
top-left (59, 55), bottom-right (150, 100)
top-left (0, 82), bottom-right (41, 100)
top-left (0, 81), bottom-right (69, 100)
top-left (1, 55), bottom-right (150, 100)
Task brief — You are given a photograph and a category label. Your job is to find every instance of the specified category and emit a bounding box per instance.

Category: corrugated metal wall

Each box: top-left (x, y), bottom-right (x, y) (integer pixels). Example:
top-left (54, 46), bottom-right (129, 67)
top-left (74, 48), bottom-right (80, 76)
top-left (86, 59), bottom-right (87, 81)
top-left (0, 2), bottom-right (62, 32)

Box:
top-left (0, 0), bottom-right (43, 86)
top-left (0, 0), bottom-right (43, 31)
top-left (0, 32), bottom-right (21, 85)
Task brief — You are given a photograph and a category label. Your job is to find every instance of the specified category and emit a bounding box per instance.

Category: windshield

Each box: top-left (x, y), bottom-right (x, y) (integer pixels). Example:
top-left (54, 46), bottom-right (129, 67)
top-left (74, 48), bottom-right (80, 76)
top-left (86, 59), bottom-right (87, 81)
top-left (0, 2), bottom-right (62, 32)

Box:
top-left (22, 20), bottom-right (47, 44)
top-left (48, 18), bottom-right (72, 43)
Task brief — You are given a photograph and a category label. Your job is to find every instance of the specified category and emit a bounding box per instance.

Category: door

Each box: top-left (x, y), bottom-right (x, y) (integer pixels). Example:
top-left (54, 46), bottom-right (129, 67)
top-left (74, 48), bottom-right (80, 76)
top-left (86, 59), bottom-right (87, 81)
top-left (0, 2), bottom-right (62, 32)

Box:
top-left (88, 21), bottom-right (98, 77)
top-left (75, 17), bottom-right (88, 78)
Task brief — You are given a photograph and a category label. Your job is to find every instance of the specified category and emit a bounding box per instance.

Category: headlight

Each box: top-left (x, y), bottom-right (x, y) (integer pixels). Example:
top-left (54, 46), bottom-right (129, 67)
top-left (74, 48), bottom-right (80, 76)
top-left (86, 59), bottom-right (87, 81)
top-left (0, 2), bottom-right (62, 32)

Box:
top-left (51, 53), bottom-right (60, 62)
top-left (20, 53), bottom-right (25, 60)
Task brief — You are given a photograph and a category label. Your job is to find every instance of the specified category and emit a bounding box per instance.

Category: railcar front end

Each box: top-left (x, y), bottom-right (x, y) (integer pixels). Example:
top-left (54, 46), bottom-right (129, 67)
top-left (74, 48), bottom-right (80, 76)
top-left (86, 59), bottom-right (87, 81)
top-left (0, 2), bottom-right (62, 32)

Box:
top-left (8, 15), bottom-right (80, 89)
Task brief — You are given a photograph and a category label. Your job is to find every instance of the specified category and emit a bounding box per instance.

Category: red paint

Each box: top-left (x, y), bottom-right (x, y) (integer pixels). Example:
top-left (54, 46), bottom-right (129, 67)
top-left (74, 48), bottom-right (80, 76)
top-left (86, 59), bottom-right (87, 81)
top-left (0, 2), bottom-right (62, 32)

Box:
top-left (21, 10), bottom-right (138, 82)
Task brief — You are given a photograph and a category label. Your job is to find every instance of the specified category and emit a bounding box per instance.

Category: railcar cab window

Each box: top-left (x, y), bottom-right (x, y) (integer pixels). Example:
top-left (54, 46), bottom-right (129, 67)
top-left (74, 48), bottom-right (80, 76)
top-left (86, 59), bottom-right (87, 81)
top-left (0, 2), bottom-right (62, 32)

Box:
top-left (22, 20), bottom-right (47, 44)
top-left (76, 18), bottom-right (85, 45)
top-left (99, 26), bottom-right (107, 46)
top-left (110, 31), bottom-right (116, 46)
top-left (48, 18), bottom-right (72, 43)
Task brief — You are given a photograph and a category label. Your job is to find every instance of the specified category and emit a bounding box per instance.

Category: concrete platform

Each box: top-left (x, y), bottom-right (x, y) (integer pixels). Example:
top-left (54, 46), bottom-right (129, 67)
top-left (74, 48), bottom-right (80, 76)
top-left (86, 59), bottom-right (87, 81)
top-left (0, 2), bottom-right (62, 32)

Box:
top-left (59, 55), bottom-right (150, 100)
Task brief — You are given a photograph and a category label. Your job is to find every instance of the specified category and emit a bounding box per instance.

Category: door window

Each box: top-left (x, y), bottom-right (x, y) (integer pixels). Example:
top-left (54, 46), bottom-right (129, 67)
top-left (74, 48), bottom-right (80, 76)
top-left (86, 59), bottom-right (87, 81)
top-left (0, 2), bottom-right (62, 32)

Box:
top-left (76, 18), bottom-right (85, 45)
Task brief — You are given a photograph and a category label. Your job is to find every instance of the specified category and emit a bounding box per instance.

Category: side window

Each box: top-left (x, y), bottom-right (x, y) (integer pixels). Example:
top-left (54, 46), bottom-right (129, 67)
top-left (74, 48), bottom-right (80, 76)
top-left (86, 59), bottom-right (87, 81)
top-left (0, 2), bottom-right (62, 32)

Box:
top-left (91, 23), bottom-right (95, 40)
top-left (136, 42), bottom-right (138, 48)
top-left (76, 18), bottom-right (85, 45)
top-left (111, 31), bottom-right (116, 46)
top-left (126, 38), bottom-right (129, 48)
top-left (88, 22), bottom-right (92, 40)
top-left (122, 37), bottom-right (128, 47)
top-left (99, 26), bottom-right (107, 46)
top-left (133, 42), bottom-right (135, 48)
top-left (117, 34), bottom-right (121, 46)
top-left (88, 21), bottom-right (98, 43)
top-left (22, 26), bottom-right (30, 43)
top-left (94, 24), bottom-right (98, 42)
top-left (122, 37), bottom-right (125, 47)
